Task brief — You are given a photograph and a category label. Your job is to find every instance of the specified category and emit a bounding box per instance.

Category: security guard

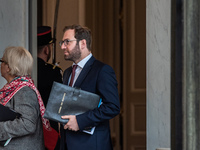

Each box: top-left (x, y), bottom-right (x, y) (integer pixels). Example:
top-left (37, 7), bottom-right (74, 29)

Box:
top-left (37, 26), bottom-right (62, 150)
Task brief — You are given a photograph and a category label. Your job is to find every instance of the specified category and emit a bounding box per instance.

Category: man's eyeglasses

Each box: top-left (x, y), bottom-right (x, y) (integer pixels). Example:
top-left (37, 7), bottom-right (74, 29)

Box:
top-left (59, 39), bottom-right (77, 47)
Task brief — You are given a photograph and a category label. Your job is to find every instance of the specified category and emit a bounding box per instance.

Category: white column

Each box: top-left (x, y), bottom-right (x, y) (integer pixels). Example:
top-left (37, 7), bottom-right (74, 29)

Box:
top-left (146, 0), bottom-right (171, 149)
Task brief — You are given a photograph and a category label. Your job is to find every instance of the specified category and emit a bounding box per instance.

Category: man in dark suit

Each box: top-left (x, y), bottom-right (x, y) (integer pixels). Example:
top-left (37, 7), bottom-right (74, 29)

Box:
top-left (59, 24), bottom-right (120, 150)
top-left (37, 26), bottom-right (62, 150)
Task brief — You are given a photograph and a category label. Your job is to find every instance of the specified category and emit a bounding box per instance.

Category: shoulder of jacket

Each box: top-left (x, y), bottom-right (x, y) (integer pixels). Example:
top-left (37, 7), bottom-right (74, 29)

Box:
top-left (93, 59), bottom-right (106, 68)
top-left (46, 62), bottom-right (63, 70)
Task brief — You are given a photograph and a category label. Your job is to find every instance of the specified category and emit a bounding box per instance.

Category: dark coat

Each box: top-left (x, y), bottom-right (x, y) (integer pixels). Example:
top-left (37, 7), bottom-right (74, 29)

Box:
top-left (37, 58), bottom-right (62, 150)
top-left (60, 56), bottom-right (120, 150)
top-left (37, 58), bottom-right (62, 106)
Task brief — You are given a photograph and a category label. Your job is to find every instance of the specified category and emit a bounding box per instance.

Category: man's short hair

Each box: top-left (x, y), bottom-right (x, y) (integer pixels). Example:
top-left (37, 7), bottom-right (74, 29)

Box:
top-left (63, 24), bottom-right (92, 51)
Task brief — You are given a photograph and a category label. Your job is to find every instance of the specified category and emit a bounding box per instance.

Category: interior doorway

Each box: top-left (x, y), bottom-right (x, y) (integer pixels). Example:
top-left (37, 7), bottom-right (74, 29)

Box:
top-left (37, 0), bottom-right (146, 149)
top-left (85, 0), bottom-right (146, 150)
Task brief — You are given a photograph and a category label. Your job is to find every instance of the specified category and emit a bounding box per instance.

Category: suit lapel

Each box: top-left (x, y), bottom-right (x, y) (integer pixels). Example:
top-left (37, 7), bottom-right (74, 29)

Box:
top-left (63, 67), bottom-right (73, 85)
top-left (74, 56), bottom-right (96, 87)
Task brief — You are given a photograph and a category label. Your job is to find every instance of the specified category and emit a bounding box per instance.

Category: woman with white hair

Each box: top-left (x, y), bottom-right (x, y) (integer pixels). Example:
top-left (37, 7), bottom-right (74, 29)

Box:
top-left (0, 46), bottom-right (49, 150)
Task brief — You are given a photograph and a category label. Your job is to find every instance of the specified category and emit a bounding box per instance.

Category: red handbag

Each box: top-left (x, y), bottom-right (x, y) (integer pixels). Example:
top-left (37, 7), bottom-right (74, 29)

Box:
top-left (43, 126), bottom-right (59, 150)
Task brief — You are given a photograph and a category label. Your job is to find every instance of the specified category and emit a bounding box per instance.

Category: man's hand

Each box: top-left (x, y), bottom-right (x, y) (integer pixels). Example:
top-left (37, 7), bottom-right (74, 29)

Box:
top-left (61, 115), bottom-right (79, 131)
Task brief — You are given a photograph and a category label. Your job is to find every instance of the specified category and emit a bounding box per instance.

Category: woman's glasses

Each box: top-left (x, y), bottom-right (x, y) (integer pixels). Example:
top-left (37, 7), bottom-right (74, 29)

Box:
top-left (0, 59), bottom-right (7, 64)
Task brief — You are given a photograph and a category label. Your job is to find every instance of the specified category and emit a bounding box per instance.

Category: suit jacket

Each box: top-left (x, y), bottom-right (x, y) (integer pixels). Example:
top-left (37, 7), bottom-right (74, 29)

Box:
top-left (0, 87), bottom-right (45, 150)
top-left (60, 56), bottom-right (120, 150)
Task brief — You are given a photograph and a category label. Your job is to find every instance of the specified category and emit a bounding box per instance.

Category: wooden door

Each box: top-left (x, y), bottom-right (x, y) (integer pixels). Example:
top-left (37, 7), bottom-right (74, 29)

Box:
top-left (85, 0), bottom-right (146, 149)
top-left (122, 0), bottom-right (146, 149)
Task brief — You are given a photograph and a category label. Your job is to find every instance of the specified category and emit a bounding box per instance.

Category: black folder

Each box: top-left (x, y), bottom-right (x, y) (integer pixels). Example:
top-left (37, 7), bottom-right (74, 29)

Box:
top-left (0, 104), bottom-right (21, 146)
top-left (0, 104), bottom-right (21, 121)
top-left (44, 82), bottom-right (101, 124)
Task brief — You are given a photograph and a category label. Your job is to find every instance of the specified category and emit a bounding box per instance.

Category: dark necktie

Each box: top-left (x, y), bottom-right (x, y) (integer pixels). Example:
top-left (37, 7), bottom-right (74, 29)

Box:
top-left (69, 65), bottom-right (78, 86)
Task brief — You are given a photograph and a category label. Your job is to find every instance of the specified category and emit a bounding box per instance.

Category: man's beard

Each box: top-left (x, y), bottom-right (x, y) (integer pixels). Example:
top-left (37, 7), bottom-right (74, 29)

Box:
top-left (64, 45), bottom-right (81, 62)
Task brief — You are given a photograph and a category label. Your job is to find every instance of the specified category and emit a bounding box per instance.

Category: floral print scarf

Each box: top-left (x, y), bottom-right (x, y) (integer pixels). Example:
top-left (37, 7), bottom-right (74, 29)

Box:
top-left (0, 76), bottom-right (51, 130)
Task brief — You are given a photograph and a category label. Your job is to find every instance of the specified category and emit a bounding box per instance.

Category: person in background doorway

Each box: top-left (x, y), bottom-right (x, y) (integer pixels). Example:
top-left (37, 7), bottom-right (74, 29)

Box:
top-left (37, 26), bottom-right (62, 150)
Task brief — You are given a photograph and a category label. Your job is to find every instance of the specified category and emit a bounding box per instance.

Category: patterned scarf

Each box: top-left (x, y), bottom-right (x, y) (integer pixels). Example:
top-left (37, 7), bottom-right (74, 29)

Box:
top-left (0, 76), bottom-right (51, 130)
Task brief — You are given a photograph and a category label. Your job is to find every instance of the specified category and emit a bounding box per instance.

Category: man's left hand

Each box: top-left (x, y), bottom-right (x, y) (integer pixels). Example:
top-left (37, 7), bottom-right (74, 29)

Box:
top-left (61, 115), bottom-right (79, 131)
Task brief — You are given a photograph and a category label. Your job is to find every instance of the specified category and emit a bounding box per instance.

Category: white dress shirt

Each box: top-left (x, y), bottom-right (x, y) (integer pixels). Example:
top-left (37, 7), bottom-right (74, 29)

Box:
top-left (69, 53), bottom-right (92, 87)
